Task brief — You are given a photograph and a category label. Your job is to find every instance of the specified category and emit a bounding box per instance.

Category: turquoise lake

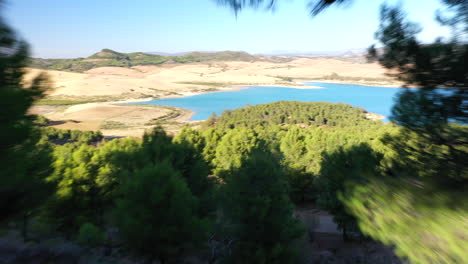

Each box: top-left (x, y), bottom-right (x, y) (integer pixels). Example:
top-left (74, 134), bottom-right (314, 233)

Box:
top-left (130, 82), bottom-right (403, 121)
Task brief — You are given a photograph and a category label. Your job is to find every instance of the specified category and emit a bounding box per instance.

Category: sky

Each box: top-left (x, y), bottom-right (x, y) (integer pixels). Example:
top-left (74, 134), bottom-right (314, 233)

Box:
top-left (4, 0), bottom-right (451, 58)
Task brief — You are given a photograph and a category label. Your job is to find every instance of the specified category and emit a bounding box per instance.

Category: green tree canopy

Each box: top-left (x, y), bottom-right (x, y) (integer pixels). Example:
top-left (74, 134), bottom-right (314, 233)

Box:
top-left (216, 2), bottom-right (467, 263)
top-left (113, 161), bottom-right (209, 263)
top-left (345, 179), bottom-right (468, 263)
top-left (221, 145), bottom-right (304, 263)
top-left (316, 144), bottom-right (383, 240)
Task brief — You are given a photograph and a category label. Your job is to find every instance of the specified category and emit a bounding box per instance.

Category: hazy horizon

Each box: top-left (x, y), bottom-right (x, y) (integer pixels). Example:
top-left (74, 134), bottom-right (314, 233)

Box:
top-left (30, 47), bottom-right (368, 59)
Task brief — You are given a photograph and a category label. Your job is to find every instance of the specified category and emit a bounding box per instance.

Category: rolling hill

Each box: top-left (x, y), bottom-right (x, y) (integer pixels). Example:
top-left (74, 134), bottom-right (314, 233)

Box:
top-left (29, 49), bottom-right (293, 72)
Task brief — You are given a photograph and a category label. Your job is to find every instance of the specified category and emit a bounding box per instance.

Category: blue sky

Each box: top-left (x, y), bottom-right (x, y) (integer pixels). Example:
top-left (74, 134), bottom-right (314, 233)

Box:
top-left (5, 0), bottom-right (450, 58)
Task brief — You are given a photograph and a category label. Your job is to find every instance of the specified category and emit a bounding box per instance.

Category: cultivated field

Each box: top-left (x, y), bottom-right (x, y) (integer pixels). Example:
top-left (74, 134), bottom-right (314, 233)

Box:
top-left (28, 57), bottom-right (397, 137)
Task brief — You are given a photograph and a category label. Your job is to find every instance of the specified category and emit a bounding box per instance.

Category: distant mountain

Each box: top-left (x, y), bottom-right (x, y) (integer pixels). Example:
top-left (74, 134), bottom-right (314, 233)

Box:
top-left (148, 51), bottom-right (193, 56)
top-left (263, 48), bottom-right (367, 58)
top-left (340, 49), bottom-right (367, 58)
top-left (259, 48), bottom-right (369, 64)
top-left (29, 49), bottom-right (293, 72)
top-left (187, 51), bottom-right (256, 61)
top-left (29, 48), bottom-right (371, 73)
top-left (88, 48), bottom-right (129, 60)
top-left (151, 50), bottom-right (266, 62)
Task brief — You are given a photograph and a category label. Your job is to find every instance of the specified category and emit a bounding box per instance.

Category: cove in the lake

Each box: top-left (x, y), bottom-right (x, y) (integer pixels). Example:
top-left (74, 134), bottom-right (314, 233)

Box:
top-left (130, 82), bottom-right (403, 121)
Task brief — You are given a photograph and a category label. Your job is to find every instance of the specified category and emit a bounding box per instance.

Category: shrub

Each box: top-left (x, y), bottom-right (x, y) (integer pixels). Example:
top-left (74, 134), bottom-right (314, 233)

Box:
top-left (34, 115), bottom-right (50, 126)
top-left (78, 223), bottom-right (104, 247)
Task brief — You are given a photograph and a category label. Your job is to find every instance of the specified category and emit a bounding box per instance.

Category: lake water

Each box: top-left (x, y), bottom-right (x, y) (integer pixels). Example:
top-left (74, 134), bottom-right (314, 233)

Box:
top-left (130, 82), bottom-right (403, 121)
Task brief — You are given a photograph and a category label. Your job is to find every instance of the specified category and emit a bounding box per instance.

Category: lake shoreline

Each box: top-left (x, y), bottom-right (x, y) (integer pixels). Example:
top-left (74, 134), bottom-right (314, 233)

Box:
top-left (36, 81), bottom-right (395, 137)
top-left (131, 82), bottom-right (395, 121)
top-left (150, 80), bottom-right (401, 103)
top-left (297, 79), bottom-right (405, 88)
top-left (152, 83), bottom-right (324, 101)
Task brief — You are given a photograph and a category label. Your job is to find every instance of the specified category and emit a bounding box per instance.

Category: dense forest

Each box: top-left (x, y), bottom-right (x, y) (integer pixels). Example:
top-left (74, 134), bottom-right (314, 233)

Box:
top-left (2, 0), bottom-right (467, 263)
top-left (4, 101), bottom-right (399, 263)
top-left (4, 99), bottom-right (467, 263)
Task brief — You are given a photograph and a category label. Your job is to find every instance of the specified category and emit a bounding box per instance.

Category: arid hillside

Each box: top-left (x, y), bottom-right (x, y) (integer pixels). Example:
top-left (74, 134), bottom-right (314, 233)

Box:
top-left (26, 57), bottom-right (397, 102)
top-left (28, 56), bottom-right (396, 137)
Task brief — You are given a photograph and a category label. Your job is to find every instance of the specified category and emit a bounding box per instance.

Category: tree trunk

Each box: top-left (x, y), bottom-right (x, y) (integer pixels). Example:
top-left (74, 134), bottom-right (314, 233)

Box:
top-left (145, 257), bottom-right (154, 264)
top-left (21, 212), bottom-right (29, 241)
top-left (342, 226), bottom-right (348, 242)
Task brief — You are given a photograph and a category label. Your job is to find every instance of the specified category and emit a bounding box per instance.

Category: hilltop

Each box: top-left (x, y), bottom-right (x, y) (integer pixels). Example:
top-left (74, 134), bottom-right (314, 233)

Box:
top-left (29, 49), bottom-right (292, 72)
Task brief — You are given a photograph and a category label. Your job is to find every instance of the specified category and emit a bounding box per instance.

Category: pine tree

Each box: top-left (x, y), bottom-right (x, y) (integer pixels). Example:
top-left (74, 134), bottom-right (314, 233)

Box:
top-left (222, 146), bottom-right (304, 263)
top-left (0, 4), bottom-right (53, 239)
top-left (213, 128), bottom-right (259, 176)
top-left (113, 161), bottom-right (209, 263)
top-left (316, 143), bottom-right (383, 240)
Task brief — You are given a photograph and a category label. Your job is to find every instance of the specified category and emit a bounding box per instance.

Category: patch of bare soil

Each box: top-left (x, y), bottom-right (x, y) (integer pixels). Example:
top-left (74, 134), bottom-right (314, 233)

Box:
top-left (295, 207), bottom-right (401, 264)
top-left (28, 58), bottom-right (398, 137)
top-left (26, 57), bottom-right (398, 101)
top-left (42, 102), bottom-right (194, 137)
